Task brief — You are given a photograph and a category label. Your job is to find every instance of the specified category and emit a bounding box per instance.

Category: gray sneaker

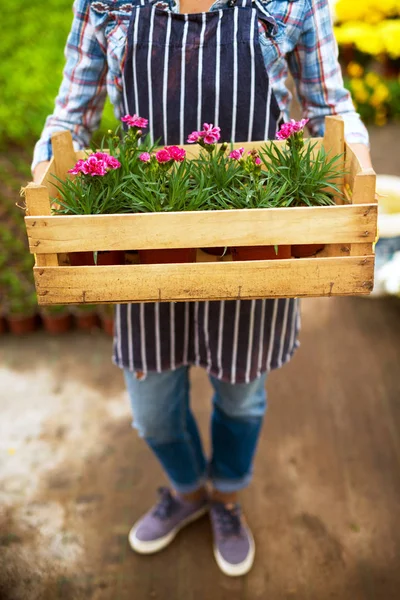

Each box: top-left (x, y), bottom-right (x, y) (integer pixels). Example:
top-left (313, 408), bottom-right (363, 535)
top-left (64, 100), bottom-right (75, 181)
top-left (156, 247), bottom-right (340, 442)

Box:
top-left (210, 502), bottom-right (255, 576)
top-left (129, 487), bottom-right (208, 554)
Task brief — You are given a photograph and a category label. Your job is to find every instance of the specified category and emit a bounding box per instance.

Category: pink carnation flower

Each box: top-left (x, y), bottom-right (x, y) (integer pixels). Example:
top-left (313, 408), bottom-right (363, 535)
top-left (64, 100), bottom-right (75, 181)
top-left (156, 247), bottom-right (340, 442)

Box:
top-left (156, 149), bottom-right (172, 163)
top-left (187, 131), bottom-right (201, 143)
top-left (68, 153), bottom-right (121, 177)
top-left (121, 114), bottom-right (149, 129)
top-left (140, 152), bottom-right (151, 162)
top-left (229, 147), bottom-right (245, 160)
top-left (291, 118), bottom-right (309, 133)
top-left (254, 156), bottom-right (262, 165)
top-left (92, 152), bottom-right (121, 170)
top-left (276, 118), bottom-right (309, 140)
top-left (201, 123), bottom-right (221, 144)
top-left (68, 159), bottom-right (87, 175)
top-left (82, 156), bottom-right (108, 176)
top-left (166, 146), bottom-right (186, 162)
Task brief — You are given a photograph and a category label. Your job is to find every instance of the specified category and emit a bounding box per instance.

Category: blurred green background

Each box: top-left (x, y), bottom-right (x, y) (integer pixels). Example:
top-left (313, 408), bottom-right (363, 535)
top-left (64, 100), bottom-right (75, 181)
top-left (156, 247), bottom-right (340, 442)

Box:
top-left (0, 0), bottom-right (116, 150)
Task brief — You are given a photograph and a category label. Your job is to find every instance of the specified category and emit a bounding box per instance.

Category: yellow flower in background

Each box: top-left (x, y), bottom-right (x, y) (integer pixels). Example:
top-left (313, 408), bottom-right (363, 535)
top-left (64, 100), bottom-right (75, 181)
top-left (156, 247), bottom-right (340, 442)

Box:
top-left (347, 62), bottom-right (364, 78)
top-left (335, 2), bottom-right (365, 23)
top-left (350, 79), bottom-right (369, 103)
top-left (375, 109), bottom-right (388, 126)
top-left (370, 83), bottom-right (391, 107)
top-left (335, 20), bottom-right (400, 57)
top-left (335, 0), bottom-right (400, 25)
top-left (354, 89), bottom-right (369, 104)
top-left (365, 72), bottom-right (381, 88)
top-left (356, 30), bottom-right (386, 56)
top-left (350, 79), bottom-right (366, 92)
top-left (379, 20), bottom-right (400, 58)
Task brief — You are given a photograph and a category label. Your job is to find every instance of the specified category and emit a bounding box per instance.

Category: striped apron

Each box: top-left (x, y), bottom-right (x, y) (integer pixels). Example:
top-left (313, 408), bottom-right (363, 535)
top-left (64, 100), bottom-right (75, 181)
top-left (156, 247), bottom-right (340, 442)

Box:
top-left (113, 0), bottom-right (300, 383)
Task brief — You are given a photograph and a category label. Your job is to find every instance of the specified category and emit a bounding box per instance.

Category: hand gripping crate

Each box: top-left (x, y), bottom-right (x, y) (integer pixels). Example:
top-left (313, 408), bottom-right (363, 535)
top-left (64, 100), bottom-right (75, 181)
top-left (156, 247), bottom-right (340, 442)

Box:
top-left (24, 116), bottom-right (377, 305)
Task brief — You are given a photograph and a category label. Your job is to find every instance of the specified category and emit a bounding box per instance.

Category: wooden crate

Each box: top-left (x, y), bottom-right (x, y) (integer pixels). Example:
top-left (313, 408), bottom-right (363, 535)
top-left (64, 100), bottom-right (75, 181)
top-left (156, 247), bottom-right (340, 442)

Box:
top-left (25, 116), bottom-right (377, 305)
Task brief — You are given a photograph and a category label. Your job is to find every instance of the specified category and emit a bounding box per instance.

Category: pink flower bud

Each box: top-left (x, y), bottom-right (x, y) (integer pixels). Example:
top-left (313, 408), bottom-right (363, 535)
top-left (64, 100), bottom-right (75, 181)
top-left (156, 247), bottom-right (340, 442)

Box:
top-left (140, 152), bottom-right (151, 162)
top-left (254, 157), bottom-right (262, 165)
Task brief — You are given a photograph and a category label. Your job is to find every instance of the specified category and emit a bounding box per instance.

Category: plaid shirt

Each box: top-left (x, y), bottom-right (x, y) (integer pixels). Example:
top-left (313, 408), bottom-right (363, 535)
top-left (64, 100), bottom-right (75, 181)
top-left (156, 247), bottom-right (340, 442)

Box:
top-left (32, 0), bottom-right (369, 170)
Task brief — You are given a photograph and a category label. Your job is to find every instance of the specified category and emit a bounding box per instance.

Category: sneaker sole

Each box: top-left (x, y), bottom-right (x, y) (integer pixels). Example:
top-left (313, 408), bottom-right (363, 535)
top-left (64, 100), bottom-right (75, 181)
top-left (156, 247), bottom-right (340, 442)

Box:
top-left (213, 526), bottom-right (255, 577)
top-left (129, 505), bottom-right (208, 555)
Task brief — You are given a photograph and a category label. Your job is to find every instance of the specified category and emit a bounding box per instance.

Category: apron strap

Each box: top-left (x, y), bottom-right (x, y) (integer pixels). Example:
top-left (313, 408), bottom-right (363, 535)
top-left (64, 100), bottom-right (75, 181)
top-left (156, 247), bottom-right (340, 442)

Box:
top-left (253, 0), bottom-right (278, 35)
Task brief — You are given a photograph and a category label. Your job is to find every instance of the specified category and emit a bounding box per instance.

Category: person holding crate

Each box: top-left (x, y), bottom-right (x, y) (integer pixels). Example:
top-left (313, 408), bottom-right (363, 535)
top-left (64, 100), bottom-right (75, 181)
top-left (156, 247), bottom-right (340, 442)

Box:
top-left (32, 0), bottom-right (372, 577)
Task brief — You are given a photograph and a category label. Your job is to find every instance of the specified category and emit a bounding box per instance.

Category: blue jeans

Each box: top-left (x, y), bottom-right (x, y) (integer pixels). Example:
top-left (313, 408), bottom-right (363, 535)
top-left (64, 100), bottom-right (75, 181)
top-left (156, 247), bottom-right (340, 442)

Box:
top-left (124, 367), bottom-right (267, 493)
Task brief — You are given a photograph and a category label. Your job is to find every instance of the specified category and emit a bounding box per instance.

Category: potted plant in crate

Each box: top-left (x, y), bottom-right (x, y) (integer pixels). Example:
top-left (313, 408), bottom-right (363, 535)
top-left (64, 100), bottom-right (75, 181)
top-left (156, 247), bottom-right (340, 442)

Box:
top-left (122, 126), bottom-right (219, 263)
top-left (260, 119), bottom-right (343, 258)
top-left (51, 114), bottom-right (345, 264)
top-left (53, 124), bottom-right (138, 266)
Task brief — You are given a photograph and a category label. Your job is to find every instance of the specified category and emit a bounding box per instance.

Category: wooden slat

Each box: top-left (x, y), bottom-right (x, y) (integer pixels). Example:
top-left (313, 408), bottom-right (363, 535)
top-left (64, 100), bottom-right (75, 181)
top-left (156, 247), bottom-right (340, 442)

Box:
top-left (351, 167), bottom-right (376, 259)
top-left (322, 116), bottom-right (345, 200)
top-left (25, 204), bottom-right (377, 254)
top-left (51, 131), bottom-right (77, 180)
top-left (33, 256), bottom-right (374, 305)
top-left (39, 157), bottom-right (58, 197)
top-left (344, 143), bottom-right (362, 191)
top-left (24, 184), bottom-right (58, 267)
top-left (321, 117), bottom-right (346, 259)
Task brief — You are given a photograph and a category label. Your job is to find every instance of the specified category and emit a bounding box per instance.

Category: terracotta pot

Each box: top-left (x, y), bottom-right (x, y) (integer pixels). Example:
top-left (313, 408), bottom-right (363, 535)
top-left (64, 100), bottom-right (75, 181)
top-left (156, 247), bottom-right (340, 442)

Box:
top-left (41, 312), bottom-right (73, 334)
top-left (0, 316), bottom-right (8, 334)
top-left (69, 251), bottom-right (95, 266)
top-left (96, 251), bottom-right (125, 266)
top-left (201, 247), bottom-right (229, 257)
top-left (292, 244), bottom-right (325, 258)
top-left (7, 314), bottom-right (38, 335)
top-left (74, 311), bottom-right (100, 331)
top-left (101, 316), bottom-right (114, 336)
top-left (231, 245), bottom-right (292, 261)
top-left (139, 248), bottom-right (197, 264)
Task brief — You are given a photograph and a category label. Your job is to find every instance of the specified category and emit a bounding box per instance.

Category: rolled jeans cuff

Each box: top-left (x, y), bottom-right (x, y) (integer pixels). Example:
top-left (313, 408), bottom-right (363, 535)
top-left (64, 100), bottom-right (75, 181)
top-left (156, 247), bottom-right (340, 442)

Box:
top-left (209, 472), bottom-right (253, 493)
top-left (168, 474), bottom-right (208, 494)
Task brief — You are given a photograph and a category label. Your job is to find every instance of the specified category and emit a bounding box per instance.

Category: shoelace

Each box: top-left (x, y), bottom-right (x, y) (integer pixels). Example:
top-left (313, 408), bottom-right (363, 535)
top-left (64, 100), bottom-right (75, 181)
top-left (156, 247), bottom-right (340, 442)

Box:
top-left (213, 503), bottom-right (243, 537)
top-left (153, 487), bottom-right (179, 520)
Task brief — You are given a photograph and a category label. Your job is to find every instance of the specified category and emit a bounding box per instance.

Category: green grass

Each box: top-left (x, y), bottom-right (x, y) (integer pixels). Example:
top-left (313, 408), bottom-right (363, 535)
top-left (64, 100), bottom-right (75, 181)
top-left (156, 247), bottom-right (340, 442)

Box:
top-left (1, 0), bottom-right (115, 150)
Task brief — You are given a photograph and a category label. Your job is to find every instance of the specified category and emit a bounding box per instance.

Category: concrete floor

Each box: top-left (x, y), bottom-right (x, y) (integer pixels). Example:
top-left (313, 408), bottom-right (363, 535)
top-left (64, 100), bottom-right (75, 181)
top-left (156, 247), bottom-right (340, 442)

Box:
top-left (1, 296), bottom-right (400, 600)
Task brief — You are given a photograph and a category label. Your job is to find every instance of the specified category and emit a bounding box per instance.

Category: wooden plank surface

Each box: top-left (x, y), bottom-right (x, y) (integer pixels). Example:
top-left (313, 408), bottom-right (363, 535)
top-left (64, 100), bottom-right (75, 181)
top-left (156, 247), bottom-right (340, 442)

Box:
top-left (24, 183), bottom-right (58, 267)
top-left (25, 204), bottom-right (377, 253)
top-left (322, 116), bottom-right (345, 200)
top-left (33, 256), bottom-right (375, 304)
top-left (51, 130), bottom-right (77, 180)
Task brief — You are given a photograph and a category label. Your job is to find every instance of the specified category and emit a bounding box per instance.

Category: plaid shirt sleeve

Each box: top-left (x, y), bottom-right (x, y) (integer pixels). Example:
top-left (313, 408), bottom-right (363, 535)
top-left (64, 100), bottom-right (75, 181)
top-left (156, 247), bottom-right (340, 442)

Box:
top-left (287, 0), bottom-right (369, 145)
top-left (32, 0), bottom-right (108, 172)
